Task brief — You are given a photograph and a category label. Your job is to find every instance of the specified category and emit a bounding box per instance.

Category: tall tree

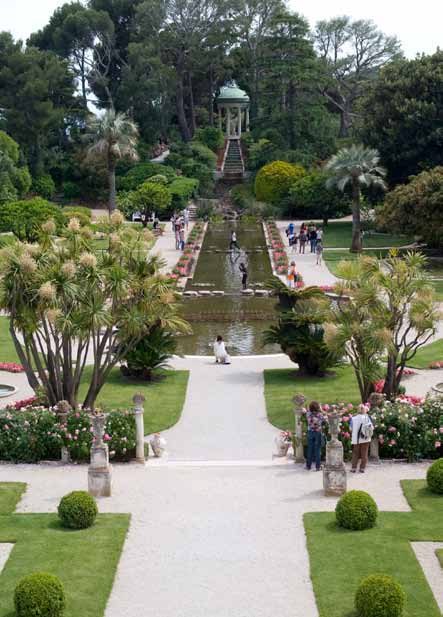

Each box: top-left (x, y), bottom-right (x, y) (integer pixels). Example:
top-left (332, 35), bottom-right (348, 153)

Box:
top-left (85, 109), bottom-right (139, 213)
top-left (0, 32), bottom-right (77, 174)
top-left (313, 17), bottom-right (402, 137)
top-left (326, 145), bottom-right (387, 252)
top-left (359, 51), bottom-right (443, 183)
top-left (29, 3), bottom-right (115, 109)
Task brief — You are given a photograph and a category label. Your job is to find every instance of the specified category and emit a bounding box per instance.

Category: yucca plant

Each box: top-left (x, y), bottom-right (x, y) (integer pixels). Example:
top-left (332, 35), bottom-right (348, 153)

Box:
top-left (120, 325), bottom-right (178, 381)
top-left (325, 145), bottom-right (387, 252)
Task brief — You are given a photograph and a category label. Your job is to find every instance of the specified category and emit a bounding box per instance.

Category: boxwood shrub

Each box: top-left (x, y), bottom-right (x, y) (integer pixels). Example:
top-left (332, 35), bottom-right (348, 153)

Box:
top-left (58, 490), bottom-right (98, 529)
top-left (14, 572), bottom-right (66, 617)
top-left (254, 160), bottom-right (305, 204)
top-left (355, 574), bottom-right (405, 617)
top-left (427, 458), bottom-right (443, 494)
top-left (335, 490), bottom-right (378, 530)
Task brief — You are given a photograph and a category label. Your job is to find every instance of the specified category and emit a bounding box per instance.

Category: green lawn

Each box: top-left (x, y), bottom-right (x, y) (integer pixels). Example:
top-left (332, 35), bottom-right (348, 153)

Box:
top-left (323, 222), bottom-right (413, 249)
top-left (431, 279), bottom-right (443, 301)
top-left (436, 548), bottom-right (443, 569)
top-left (405, 339), bottom-right (443, 369)
top-left (264, 365), bottom-right (362, 431)
top-left (79, 366), bottom-right (189, 435)
top-left (0, 482), bottom-right (129, 617)
top-left (305, 480), bottom-right (443, 617)
top-left (323, 249), bottom-right (394, 276)
top-left (0, 316), bottom-right (20, 364)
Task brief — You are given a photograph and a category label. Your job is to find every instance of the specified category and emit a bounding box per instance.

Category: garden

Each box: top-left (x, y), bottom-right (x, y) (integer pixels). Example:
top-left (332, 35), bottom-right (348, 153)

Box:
top-left (0, 482), bottom-right (128, 617)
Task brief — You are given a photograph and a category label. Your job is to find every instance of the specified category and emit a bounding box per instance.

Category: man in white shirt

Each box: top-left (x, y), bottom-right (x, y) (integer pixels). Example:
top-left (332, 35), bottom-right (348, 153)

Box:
top-left (350, 404), bottom-right (374, 473)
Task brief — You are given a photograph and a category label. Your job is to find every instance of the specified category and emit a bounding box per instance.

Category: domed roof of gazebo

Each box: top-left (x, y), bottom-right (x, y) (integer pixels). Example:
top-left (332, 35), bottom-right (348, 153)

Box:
top-left (216, 82), bottom-right (250, 105)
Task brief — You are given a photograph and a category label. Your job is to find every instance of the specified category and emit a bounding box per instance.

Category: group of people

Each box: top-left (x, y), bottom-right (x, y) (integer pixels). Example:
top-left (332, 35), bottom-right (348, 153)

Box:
top-left (171, 207), bottom-right (190, 250)
top-left (306, 401), bottom-right (374, 473)
top-left (285, 222), bottom-right (323, 264)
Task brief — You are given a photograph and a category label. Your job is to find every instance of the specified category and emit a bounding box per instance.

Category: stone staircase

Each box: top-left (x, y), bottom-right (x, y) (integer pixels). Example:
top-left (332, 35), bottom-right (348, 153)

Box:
top-left (222, 139), bottom-right (244, 180)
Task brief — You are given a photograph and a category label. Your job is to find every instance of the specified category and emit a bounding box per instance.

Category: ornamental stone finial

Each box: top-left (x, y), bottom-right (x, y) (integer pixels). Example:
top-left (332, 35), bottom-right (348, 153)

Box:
top-left (132, 393), bottom-right (146, 406)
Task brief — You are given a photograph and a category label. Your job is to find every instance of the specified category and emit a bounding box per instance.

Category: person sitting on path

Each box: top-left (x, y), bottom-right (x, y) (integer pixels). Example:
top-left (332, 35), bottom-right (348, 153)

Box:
top-left (230, 230), bottom-right (240, 251)
top-left (306, 401), bottom-right (325, 471)
top-left (213, 335), bottom-right (230, 364)
top-left (315, 239), bottom-right (323, 265)
top-left (350, 404), bottom-right (374, 473)
top-left (239, 262), bottom-right (248, 290)
top-left (287, 260), bottom-right (297, 288)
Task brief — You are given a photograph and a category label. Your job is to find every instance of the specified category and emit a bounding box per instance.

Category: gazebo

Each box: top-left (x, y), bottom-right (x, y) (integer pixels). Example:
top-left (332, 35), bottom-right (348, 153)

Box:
top-left (216, 82), bottom-right (250, 138)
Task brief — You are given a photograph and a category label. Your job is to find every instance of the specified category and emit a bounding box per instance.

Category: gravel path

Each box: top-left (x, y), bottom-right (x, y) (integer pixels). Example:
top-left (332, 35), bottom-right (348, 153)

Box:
top-left (0, 461), bottom-right (429, 617)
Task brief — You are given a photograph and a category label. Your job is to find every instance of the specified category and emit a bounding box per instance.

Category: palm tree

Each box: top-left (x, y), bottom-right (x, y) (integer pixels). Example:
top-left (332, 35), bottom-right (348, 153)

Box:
top-left (85, 109), bottom-right (139, 214)
top-left (325, 145), bottom-right (387, 252)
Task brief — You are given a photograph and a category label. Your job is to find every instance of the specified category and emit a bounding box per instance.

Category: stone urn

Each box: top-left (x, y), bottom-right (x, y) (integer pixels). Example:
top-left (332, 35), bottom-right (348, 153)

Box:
top-left (150, 433), bottom-right (167, 458)
top-left (274, 432), bottom-right (291, 457)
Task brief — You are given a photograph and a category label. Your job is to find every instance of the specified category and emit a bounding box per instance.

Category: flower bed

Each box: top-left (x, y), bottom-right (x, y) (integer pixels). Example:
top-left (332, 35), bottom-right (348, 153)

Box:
top-left (0, 404), bottom-right (136, 463)
top-left (0, 362), bottom-right (24, 373)
top-left (170, 222), bottom-right (205, 282)
top-left (265, 221), bottom-right (288, 275)
top-left (430, 361), bottom-right (443, 369)
top-left (295, 397), bottom-right (443, 462)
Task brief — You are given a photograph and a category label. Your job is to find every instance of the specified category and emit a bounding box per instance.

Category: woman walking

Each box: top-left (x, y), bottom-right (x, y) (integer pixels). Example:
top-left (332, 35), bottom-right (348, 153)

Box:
top-left (315, 239), bottom-right (323, 265)
top-left (306, 401), bottom-right (324, 471)
top-left (287, 261), bottom-right (297, 288)
top-left (299, 229), bottom-right (307, 254)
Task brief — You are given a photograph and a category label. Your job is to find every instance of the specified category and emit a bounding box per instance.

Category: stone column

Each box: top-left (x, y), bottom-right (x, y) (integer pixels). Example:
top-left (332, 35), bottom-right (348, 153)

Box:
top-left (226, 107), bottom-right (231, 137)
top-left (132, 393), bottom-right (146, 464)
top-left (56, 400), bottom-right (71, 463)
top-left (323, 406), bottom-right (347, 496)
top-left (238, 105), bottom-right (242, 136)
top-left (88, 413), bottom-right (112, 497)
top-left (246, 107), bottom-right (250, 131)
top-left (218, 108), bottom-right (222, 132)
top-left (293, 394), bottom-right (306, 463)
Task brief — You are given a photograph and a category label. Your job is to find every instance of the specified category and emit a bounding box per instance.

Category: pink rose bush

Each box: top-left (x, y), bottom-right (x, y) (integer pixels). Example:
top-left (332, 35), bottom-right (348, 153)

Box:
top-left (0, 404), bottom-right (136, 463)
top-left (296, 397), bottom-right (443, 461)
top-left (429, 361), bottom-right (443, 369)
top-left (0, 362), bottom-right (25, 373)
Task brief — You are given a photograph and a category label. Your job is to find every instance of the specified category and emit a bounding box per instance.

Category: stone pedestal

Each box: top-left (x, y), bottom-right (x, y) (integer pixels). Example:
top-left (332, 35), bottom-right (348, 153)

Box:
top-left (323, 407), bottom-right (347, 496)
top-left (369, 436), bottom-right (380, 463)
top-left (368, 392), bottom-right (384, 464)
top-left (88, 413), bottom-right (112, 497)
top-left (293, 394), bottom-right (306, 464)
top-left (132, 393), bottom-right (146, 464)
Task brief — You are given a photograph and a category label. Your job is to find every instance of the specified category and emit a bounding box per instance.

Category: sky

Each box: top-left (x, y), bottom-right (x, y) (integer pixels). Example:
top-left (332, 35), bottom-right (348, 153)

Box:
top-left (1, 0), bottom-right (442, 58)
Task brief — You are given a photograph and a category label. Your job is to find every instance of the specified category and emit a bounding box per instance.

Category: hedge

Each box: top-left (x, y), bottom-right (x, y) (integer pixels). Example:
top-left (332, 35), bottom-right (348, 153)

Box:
top-left (169, 176), bottom-right (199, 209)
top-left (0, 197), bottom-right (65, 241)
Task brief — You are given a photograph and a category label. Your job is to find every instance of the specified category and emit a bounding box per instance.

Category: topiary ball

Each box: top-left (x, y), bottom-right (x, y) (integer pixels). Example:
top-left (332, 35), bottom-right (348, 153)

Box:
top-left (58, 490), bottom-right (98, 529)
top-left (427, 458), bottom-right (443, 494)
top-left (355, 574), bottom-right (405, 617)
top-left (254, 160), bottom-right (305, 204)
top-left (336, 490), bottom-right (378, 530)
top-left (14, 572), bottom-right (66, 617)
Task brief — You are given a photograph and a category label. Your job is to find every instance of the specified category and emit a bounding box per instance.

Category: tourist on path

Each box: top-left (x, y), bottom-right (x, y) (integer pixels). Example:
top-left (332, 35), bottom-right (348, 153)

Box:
top-left (316, 239), bottom-right (323, 265)
top-left (350, 404), bottom-right (374, 473)
top-left (309, 226), bottom-right (317, 253)
top-left (239, 262), bottom-right (248, 290)
top-left (287, 261), bottom-right (297, 289)
top-left (230, 230), bottom-right (240, 251)
top-left (306, 401), bottom-right (324, 471)
top-left (183, 207), bottom-right (190, 230)
top-left (299, 229), bottom-right (307, 254)
top-left (213, 335), bottom-right (230, 364)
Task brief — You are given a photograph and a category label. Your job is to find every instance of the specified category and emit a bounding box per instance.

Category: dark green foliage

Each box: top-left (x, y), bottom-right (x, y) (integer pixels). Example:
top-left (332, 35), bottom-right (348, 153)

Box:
top-left (169, 176), bottom-right (199, 210)
top-left (58, 491), bottom-right (98, 529)
top-left (336, 490), bottom-right (378, 531)
top-left (121, 325), bottom-right (178, 381)
top-left (119, 162), bottom-right (176, 191)
top-left (355, 574), bottom-right (405, 617)
top-left (427, 458), bottom-right (443, 494)
top-left (360, 51), bottom-right (443, 183)
top-left (284, 170), bottom-right (351, 222)
top-left (62, 181), bottom-right (82, 201)
top-left (263, 277), bottom-right (338, 375)
top-left (32, 174), bottom-right (56, 199)
top-left (377, 166), bottom-right (443, 249)
top-left (166, 141), bottom-right (216, 196)
top-left (230, 184), bottom-right (254, 210)
top-left (14, 572), bottom-right (66, 617)
top-left (195, 127), bottom-right (224, 152)
top-left (0, 130), bottom-right (32, 203)
top-left (0, 197), bottom-right (65, 241)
